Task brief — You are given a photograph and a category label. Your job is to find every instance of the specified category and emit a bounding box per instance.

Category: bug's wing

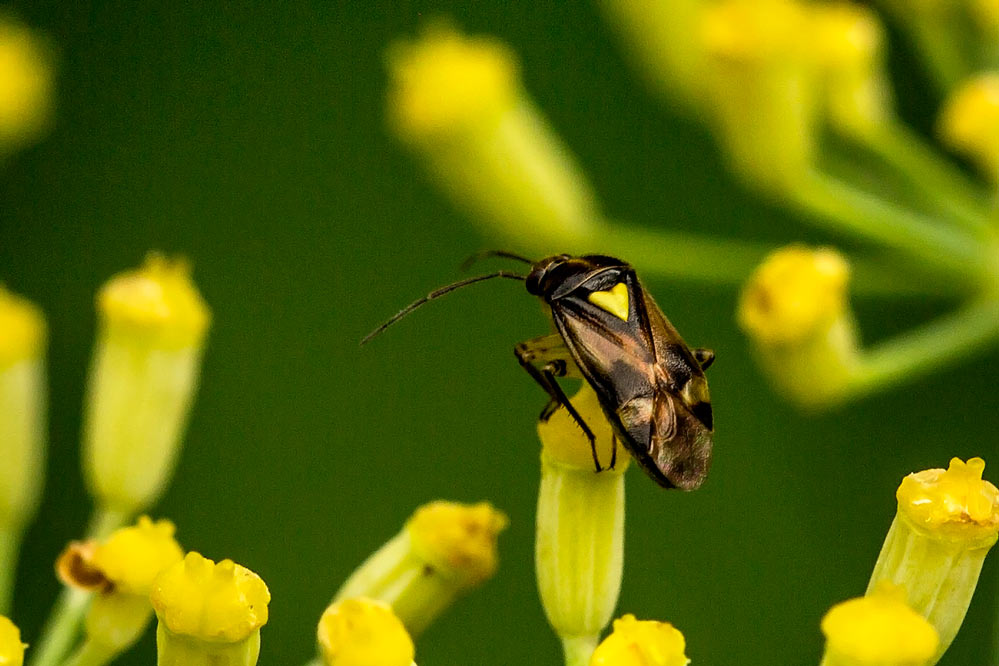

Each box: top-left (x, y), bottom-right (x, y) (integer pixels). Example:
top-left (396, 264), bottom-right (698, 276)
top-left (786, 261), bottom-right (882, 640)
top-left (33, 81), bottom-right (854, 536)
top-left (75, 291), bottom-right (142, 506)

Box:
top-left (648, 391), bottom-right (712, 490)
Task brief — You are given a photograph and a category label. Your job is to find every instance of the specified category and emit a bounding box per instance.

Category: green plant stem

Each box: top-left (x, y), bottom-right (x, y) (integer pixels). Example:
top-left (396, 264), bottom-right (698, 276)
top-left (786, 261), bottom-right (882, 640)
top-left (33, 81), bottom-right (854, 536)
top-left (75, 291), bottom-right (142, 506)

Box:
top-left (898, 12), bottom-right (969, 93)
top-left (561, 634), bottom-right (599, 666)
top-left (848, 297), bottom-right (999, 399)
top-left (62, 640), bottom-right (115, 666)
top-left (864, 124), bottom-right (992, 235)
top-left (28, 506), bottom-right (129, 666)
top-left (0, 526), bottom-right (20, 615)
top-left (792, 171), bottom-right (986, 284)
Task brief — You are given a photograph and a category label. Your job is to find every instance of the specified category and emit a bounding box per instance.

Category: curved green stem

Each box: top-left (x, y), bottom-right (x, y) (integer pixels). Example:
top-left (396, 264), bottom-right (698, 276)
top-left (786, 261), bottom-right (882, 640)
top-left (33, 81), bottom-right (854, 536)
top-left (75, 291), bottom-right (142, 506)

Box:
top-left (0, 527), bottom-right (20, 615)
top-left (28, 506), bottom-right (128, 666)
top-left (792, 171), bottom-right (986, 284)
top-left (863, 124), bottom-right (992, 236)
top-left (63, 640), bottom-right (115, 666)
top-left (847, 297), bottom-right (999, 399)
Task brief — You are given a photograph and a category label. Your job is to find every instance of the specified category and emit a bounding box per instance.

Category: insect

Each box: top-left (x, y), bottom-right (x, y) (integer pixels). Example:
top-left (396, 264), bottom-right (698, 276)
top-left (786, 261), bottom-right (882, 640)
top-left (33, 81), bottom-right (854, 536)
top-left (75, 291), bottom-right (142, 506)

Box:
top-left (362, 252), bottom-right (715, 490)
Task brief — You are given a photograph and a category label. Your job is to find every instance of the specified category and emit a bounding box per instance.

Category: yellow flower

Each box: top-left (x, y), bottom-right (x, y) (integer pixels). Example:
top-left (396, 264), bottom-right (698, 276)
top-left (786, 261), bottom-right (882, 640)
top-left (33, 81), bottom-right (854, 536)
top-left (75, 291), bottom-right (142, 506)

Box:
top-left (335, 500), bottom-right (507, 637)
top-left (83, 253), bottom-right (210, 516)
top-left (536, 385), bottom-right (629, 665)
top-left (938, 73), bottom-right (999, 184)
top-left (821, 583), bottom-right (938, 666)
top-left (0, 616), bottom-right (26, 666)
top-left (590, 615), bottom-right (689, 666)
top-left (738, 245), bottom-right (858, 406)
top-left (0, 14), bottom-right (53, 153)
top-left (151, 552), bottom-right (269, 643)
top-left (317, 598), bottom-right (415, 666)
top-left (385, 23), bottom-right (599, 247)
top-left (869, 458), bottom-right (999, 661)
top-left (91, 516), bottom-right (184, 595)
top-left (0, 286), bottom-right (45, 368)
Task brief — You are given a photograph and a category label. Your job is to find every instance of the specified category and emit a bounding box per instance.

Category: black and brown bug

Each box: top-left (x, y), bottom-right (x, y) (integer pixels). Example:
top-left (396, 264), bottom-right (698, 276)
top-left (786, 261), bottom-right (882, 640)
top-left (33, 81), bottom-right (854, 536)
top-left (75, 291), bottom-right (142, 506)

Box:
top-left (362, 252), bottom-right (715, 490)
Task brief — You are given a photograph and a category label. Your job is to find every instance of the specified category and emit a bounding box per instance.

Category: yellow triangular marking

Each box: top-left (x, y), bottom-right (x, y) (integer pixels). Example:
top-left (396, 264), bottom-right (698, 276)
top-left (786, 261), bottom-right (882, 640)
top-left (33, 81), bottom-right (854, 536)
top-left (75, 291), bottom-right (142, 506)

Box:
top-left (588, 282), bottom-right (629, 321)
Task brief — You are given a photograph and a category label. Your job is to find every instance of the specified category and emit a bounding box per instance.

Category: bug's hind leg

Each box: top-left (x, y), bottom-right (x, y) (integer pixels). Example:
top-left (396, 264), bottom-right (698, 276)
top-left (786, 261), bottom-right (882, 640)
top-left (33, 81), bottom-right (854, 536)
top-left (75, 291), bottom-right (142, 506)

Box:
top-left (693, 347), bottom-right (715, 370)
top-left (515, 335), bottom-right (602, 472)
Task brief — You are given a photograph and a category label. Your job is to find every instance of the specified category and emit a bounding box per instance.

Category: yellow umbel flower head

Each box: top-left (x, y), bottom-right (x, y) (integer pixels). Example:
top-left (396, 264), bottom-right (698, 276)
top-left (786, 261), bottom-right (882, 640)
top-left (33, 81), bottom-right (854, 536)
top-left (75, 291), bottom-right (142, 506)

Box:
top-left (897, 457), bottom-right (999, 546)
top-left (0, 616), bottom-right (26, 666)
top-left (387, 23), bottom-right (518, 142)
top-left (317, 598), bottom-right (415, 666)
top-left (0, 286), bottom-right (45, 368)
top-left (98, 253), bottom-right (210, 350)
top-left (91, 516), bottom-right (184, 595)
top-left (821, 583), bottom-right (938, 666)
top-left (151, 552), bottom-right (269, 643)
top-left (406, 500), bottom-right (508, 586)
top-left (590, 614), bottom-right (689, 666)
top-left (0, 14), bottom-right (53, 154)
top-left (938, 73), bottom-right (999, 184)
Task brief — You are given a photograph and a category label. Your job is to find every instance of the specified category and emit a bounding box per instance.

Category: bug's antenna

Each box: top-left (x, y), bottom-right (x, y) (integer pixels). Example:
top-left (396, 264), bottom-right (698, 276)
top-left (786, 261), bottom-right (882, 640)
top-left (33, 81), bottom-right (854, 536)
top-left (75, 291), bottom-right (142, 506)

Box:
top-left (361, 271), bottom-right (527, 345)
top-left (460, 250), bottom-right (535, 272)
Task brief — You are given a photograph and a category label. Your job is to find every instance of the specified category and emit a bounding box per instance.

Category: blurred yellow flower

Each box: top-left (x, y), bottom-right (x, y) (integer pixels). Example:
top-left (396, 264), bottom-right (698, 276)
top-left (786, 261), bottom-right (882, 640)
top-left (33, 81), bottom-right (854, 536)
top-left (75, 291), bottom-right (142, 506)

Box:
top-left (0, 616), bottom-right (25, 666)
top-left (0, 14), bottom-right (53, 154)
top-left (590, 614), bottom-right (689, 666)
top-left (938, 73), bottom-right (999, 183)
top-left (317, 598), bottom-right (415, 666)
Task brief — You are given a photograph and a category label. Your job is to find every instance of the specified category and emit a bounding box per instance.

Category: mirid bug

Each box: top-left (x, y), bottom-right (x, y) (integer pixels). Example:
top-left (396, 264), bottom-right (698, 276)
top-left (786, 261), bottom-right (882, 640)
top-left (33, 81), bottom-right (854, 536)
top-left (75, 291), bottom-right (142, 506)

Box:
top-left (363, 252), bottom-right (715, 490)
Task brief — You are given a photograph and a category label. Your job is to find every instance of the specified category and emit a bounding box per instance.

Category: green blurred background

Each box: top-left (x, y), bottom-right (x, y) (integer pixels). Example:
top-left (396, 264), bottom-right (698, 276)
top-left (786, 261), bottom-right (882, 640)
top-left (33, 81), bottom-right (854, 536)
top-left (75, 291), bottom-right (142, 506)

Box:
top-left (1, 2), bottom-right (997, 665)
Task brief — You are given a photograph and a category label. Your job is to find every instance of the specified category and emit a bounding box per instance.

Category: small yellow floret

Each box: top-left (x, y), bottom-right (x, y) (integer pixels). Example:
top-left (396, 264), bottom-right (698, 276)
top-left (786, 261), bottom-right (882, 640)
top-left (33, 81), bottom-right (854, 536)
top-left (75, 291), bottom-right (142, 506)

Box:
top-left (738, 245), bottom-right (850, 346)
top-left (0, 616), bottom-right (26, 666)
top-left (0, 285), bottom-right (45, 367)
top-left (151, 552), bottom-right (270, 643)
top-left (98, 253), bottom-right (211, 349)
top-left (537, 384), bottom-right (630, 471)
top-left (811, 3), bottom-right (883, 68)
top-left (387, 23), bottom-right (519, 140)
top-left (406, 500), bottom-right (508, 585)
top-left (0, 15), bottom-right (53, 150)
top-left (317, 598), bottom-right (414, 666)
top-left (590, 614), bottom-right (689, 666)
top-left (822, 583), bottom-right (938, 664)
top-left (896, 457), bottom-right (999, 544)
top-left (92, 516), bottom-right (184, 595)
top-left (938, 73), bottom-right (999, 181)
top-left (701, 0), bottom-right (810, 61)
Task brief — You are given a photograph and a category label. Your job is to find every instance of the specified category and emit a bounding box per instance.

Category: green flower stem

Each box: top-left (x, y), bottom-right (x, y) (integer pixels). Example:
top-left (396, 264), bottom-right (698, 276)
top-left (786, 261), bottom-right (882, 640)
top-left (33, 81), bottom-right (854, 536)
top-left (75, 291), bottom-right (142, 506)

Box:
top-left (847, 297), bottom-right (999, 399)
top-left (28, 506), bottom-right (128, 666)
top-left (890, 10), bottom-right (969, 94)
top-left (792, 171), bottom-right (986, 284)
top-left (562, 634), bottom-right (599, 666)
top-left (0, 526), bottom-right (19, 615)
top-left (62, 640), bottom-right (115, 666)
top-left (863, 123), bottom-right (992, 235)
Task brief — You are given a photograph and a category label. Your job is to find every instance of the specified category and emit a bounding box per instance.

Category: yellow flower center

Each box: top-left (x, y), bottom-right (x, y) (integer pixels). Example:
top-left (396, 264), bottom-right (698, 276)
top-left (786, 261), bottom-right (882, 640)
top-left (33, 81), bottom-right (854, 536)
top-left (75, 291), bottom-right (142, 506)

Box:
top-left (701, 0), bottom-right (810, 62)
top-left (406, 500), bottom-right (508, 585)
top-left (896, 457), bottom-right (999, 545)
top-left (590, 614), bottom-right (689, 666)
top-left (150, 552), bottom-right (270, 643)
top-left (92, 516), bottom-right (184, 595)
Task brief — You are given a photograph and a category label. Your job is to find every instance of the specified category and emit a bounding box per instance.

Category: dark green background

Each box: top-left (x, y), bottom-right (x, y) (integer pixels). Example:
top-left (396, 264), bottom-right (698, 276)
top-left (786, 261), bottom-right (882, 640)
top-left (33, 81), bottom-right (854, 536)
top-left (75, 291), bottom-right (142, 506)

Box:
top-left (2, 2), bottom-right (997, 665)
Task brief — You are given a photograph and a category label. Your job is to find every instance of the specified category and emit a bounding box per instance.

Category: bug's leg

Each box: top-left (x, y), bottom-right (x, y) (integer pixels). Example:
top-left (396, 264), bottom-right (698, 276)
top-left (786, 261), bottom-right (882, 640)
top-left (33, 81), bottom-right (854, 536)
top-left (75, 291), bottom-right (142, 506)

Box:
top-left (540, 361), bottom-right (602, 472)
top-left (514, 335), bottom-right (581, 423)
top-left (693, 347), bottom-right (715, 371)
top-left (609, 433), bottom-right (617, 470)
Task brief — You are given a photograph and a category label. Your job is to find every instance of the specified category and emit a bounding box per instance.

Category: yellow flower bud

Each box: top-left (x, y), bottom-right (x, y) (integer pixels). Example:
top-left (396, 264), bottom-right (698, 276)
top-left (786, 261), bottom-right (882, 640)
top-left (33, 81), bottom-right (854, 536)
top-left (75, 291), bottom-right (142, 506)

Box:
top-left (738, 245), bottom-right (858, 406)
top-left (536, 385), bottom-right (628, 664)
top-left (938, 73), bottom-right (999, 184)
top-left (590, 615), bottom-right (689, 666)
top-left (869, 458), bottom-right (999, 662)
top-left (811, 3), bottom-right (892, 137)
top-left (0, 286), bottom-right (45, 369)
top-left (0, 616), bottom-right (26, 666)
top-left (92, 516), bottom-right (184, 595)
top-left (0, 14), bottom-right (53, 154)
top-left (386, 23), bottom-right (599, 247)
top-left (335, 500), bottom-right (507, 637)
top-left (83, 253), bottom-right (210, 516)
top-left (317, 598), bottom-right (415, 666)
top-left (151, 552), bottom-right (269, 643)
top-left (821, 583), bottom-right (938, 666)
top-left (701, 0), bottom-right (818, 191)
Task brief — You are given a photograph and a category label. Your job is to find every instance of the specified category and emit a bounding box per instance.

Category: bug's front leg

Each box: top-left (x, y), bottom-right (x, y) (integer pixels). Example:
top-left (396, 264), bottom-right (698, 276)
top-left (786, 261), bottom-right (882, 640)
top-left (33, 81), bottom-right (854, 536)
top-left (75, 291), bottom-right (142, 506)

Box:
top-left (514, 335), bottom-right (603, 472)
top-left (693, 347), bottom-right (715, 370)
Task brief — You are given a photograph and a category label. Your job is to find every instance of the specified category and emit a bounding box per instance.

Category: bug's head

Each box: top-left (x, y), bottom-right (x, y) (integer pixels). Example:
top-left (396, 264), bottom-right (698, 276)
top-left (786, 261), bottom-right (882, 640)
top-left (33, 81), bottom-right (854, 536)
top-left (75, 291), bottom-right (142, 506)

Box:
top-left (526, 254), bottom-right (627, 300)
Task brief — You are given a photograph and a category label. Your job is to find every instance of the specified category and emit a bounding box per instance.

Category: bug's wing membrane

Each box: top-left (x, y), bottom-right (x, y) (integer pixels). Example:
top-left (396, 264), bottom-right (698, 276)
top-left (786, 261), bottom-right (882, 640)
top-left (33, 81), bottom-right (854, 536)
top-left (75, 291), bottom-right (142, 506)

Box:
top-left (648, 392), bottom-right (712, 490)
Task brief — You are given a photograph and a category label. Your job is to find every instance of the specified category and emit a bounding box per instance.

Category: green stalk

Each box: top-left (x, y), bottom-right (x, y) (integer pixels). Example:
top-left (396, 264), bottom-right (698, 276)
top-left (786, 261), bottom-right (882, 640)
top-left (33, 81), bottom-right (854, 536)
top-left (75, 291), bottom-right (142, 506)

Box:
top-left (62, 640), bottom-right (115, 666)
top-left (848, 297), bottom-right (999, 399)
top-left (28, 506), bottom-right (128, 666)
top-left (562, 634), bottom-right (599, 666)
top-left (792, 171), bottom-right (986, 284)
top-left (0, 527), bottom-right (19, 615)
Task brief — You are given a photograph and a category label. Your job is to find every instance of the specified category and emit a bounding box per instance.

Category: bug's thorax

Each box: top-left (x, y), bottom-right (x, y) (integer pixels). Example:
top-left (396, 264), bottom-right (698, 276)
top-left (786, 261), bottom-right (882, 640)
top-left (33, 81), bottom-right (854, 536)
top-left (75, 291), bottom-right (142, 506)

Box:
top-left (526, 254), bottom-right (632, 304)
